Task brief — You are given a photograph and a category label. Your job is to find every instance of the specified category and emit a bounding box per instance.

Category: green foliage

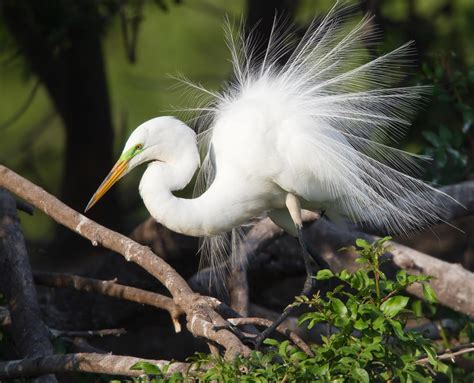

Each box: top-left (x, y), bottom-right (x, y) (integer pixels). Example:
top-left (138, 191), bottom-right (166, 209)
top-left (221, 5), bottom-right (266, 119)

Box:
top-left (418, 58), bottom-right (474, 184)
top-left (128, 237), bottom-right (454, 382)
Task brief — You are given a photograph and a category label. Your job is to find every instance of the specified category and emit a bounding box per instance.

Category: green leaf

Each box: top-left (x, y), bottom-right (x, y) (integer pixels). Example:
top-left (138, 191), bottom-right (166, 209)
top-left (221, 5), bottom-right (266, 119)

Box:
top-left (422, 283), bottom-right (438, 304)
top-left (411, 300), bottom-right (422, 318)
top-left (278, 340), bottom-right (290, 356)
top-left (354, 318), bottom-right (368, 330)
top-left (331, 297), bottom-right (348, 317)
top-left (130, 361), bottom-right (162, 375)
top-left (352, 367), bottom-right (370, 383)
top-left (263, 338), bottom-right (279, 347)
top-left (356, 238), bottom-right (370, 249)
top-left (316, 269), bottom-right (334, 280)
top-left (338, 270), bottom-right (351, 281)
top-left (380, 296), bottom-right (409, 318)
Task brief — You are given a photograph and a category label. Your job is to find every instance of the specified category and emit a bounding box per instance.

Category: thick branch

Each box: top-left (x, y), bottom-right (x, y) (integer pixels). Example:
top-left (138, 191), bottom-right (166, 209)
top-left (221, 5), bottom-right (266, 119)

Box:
top-left (0, 188), bottom-right (57, 383)
top-left (0, 353), bottom-right (191, 379)
top-left (33, 271), bottom-right (183, 332)
top-left (0, 165), bottom-right (249, 358)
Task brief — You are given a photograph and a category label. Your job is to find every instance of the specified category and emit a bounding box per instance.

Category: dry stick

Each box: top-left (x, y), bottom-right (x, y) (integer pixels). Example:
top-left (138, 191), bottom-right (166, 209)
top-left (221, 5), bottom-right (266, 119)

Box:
top-left (0, 165), bottom-right (249, 359)
top-left (417, 342), bottom-right (474, 365)
top-left (227, 264), bottom-right (250, 316)
top-left (49, 328), bottom-right (126, 339)
top-left (0, 188), bottom-right (58, 383)
top-left (0, 353), bottom-right (192, 379)
top-left (228, 317), bottom-right (314, 357)
top-left (33, 271), bottom-right (183, 332)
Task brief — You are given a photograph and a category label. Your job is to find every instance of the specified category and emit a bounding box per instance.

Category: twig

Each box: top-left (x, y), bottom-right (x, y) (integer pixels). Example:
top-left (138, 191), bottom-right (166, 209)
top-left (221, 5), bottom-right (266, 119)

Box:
top-left (33, 271), bottom-right (183, 332)
top-left (49, 328), bottom-right (126, 339)
top-left (417, 342), bottom-right (474, 364)
top-left (0, 188), bottom-right (57, 383)
top-left (0, 353), bottom-right (192, 378)
top-left (0, 165), bottom-right (249, 358)
top-left (228, 317), bottom-right (314, 357)
top-left (15, 199), bottom-right (34, 215)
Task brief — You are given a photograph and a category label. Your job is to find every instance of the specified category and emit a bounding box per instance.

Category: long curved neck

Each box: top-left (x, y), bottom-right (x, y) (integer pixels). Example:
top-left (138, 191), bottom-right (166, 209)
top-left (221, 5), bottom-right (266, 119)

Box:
top-left (139, 145), bottom-right (244, 237)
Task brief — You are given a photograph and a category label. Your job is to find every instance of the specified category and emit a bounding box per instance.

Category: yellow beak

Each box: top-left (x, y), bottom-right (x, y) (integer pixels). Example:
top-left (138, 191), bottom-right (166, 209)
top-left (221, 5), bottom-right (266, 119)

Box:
top-left (85, 158), bottom-right (129, 212)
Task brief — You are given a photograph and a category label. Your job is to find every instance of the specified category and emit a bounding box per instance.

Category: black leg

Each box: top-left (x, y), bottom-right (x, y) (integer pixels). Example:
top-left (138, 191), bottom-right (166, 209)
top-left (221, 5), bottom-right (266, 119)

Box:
top-left (296, 224), bottom-right (331, 271)
top-left (251, 224), bottom-right (330, 348)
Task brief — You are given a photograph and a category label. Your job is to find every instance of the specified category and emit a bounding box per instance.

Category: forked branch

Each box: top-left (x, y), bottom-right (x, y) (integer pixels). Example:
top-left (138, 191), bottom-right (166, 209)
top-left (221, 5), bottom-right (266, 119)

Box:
top-left (0, 165), bottom-right (249, 358)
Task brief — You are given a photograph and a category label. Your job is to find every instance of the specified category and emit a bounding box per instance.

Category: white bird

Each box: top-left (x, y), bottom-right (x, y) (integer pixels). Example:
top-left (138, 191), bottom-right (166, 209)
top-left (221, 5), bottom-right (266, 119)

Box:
top-left (85, 5), bottom-right (453, 316)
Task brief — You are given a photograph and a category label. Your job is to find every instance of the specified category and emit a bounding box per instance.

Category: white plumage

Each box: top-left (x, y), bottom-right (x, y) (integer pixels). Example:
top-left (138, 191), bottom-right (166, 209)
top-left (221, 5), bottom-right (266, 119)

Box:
top-left (86, 5), bottom-right (455, 277)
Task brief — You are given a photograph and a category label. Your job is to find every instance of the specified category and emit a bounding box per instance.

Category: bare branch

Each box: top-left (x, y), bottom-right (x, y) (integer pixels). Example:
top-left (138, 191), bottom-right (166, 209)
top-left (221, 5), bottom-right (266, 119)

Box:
top-left (49, 328), bottom-right (126, 339)
top-left (0, 353), bottom-right (192, 379)
top-left (417, 342), bottom-right (474, 365)
top-left (0, 165), bottom-right (250, 358)
top-left (33, 271), bottom-right (183, 332)
top-left (228, 264), bottom-right (249, 316)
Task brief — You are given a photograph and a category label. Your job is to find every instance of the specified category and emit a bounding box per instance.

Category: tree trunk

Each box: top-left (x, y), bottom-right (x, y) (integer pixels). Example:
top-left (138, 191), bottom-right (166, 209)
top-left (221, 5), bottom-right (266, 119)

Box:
top-left (1, 1), bottom-right (121, 237)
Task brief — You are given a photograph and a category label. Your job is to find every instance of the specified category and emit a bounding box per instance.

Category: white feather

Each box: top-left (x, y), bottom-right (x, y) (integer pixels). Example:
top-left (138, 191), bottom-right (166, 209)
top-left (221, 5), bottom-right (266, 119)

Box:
top-left (174, 5), bottom-right (458, 274)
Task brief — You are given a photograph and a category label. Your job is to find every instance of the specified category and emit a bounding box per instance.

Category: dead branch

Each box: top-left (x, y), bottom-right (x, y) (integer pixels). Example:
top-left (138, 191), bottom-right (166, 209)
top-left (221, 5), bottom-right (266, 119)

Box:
top-left (49, 328), bottom-right (126, 339)
top-left (228, 264), bottom-right (249, 316)
top-left (0, 188), bottom-right (57, 383)
top-left (417, 342), bottom-right (474, 365)
top-left (33, 271), bottom-right (183, 332)
top-left (0, 165), bottom-right (250, 358)
top-left (0, 353), bottom-right (192, 379)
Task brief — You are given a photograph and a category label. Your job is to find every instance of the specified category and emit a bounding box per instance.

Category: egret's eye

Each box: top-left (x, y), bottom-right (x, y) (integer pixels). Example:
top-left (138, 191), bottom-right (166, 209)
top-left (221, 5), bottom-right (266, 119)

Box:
top-left (135, 144), bottom-right (143, 150)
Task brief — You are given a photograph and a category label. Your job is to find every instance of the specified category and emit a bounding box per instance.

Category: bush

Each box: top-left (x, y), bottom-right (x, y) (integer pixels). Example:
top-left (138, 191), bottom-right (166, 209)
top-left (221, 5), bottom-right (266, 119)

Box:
top-left (131, 237), bottom-right (452, 382)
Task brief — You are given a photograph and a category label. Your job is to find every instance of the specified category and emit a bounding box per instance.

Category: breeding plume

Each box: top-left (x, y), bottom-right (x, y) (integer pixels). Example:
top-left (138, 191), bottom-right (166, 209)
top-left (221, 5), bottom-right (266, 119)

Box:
top-left (86, 6), bottom-right (452, 284)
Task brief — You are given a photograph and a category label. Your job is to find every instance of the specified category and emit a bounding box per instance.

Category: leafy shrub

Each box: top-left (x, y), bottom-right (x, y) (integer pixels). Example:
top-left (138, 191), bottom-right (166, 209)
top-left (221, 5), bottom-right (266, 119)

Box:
top-left (130, 237), bottom-right (452, 382)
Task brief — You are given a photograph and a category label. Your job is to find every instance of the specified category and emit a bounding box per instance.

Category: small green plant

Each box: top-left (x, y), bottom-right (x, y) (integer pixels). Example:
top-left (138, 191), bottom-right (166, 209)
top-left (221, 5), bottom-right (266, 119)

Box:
top-left (130, 237), bottom-right (451, 382)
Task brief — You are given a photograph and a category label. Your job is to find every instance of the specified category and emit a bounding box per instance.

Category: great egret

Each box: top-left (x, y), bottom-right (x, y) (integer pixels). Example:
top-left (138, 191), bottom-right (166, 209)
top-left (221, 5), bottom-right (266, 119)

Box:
top-left (86, 5), bottom-right (454, 342)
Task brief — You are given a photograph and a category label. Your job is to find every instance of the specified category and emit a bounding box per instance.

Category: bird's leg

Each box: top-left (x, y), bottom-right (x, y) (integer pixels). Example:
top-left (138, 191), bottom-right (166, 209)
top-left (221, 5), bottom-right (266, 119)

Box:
top-left (252, 194), bottom-right (330, 348)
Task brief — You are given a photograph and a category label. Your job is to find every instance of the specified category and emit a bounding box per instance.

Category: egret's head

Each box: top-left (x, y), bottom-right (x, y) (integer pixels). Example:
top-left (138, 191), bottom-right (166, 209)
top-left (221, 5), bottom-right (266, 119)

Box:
top-left (85, 116), bottom-right (195, 212)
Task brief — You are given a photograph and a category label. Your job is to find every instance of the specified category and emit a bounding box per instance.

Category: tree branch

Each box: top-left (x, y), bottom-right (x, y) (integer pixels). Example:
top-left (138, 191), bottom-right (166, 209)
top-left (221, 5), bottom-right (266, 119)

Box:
top-left (0, 165), bottom-right (249, 358)
top-left (0, 353), bottom-right (191, 379)
top-left (417, 342), bottom-right (474, 364)
top-left (33, 271), bottom-right (183, 332)
top-left (49, 328), bottom-right (126, 339)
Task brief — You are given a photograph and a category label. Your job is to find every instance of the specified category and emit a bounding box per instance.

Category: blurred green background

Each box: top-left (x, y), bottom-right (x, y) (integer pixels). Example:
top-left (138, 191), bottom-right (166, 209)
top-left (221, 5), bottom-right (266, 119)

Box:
top-left (0, 0), bottom-right (473, 245)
